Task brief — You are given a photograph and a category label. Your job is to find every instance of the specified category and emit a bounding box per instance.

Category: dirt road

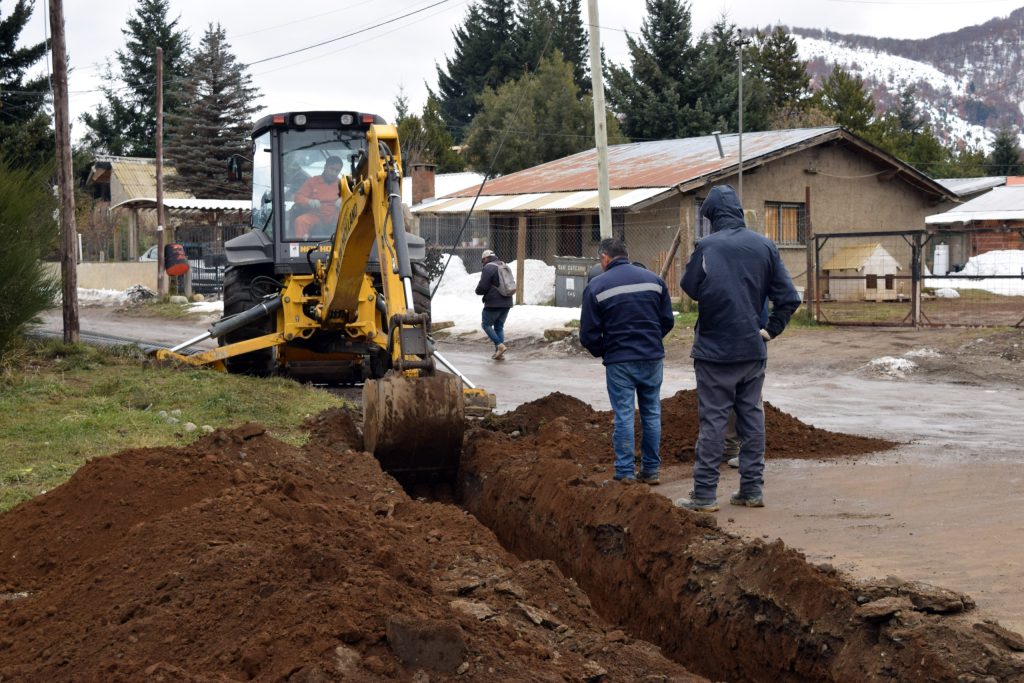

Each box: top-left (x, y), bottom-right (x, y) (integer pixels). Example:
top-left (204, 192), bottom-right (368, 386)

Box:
top-left (34, 307), bottom-right (1024, 634)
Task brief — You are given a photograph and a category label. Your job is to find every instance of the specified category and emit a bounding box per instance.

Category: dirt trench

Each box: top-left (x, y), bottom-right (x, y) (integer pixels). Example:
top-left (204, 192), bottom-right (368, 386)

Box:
top-left (1, 392), bottom-right (1022, 682)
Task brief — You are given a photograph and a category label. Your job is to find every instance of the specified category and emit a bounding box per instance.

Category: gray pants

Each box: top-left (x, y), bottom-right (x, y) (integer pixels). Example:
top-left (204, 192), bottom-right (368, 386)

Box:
top-left (693, 359), bottom-right (767, 500)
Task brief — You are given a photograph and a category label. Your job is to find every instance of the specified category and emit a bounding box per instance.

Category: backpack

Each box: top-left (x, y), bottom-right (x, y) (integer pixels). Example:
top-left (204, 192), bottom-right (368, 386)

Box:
top-left (495, 261), bottom-right (517, 297)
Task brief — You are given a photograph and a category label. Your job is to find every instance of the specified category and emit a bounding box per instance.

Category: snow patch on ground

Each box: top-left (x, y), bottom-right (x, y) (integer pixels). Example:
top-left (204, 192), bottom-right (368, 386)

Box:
top-left (868, 356), bottom-right (919, 378)
top-left (904, 347), bottom-right (942, 359)
top-left (926, 249), bottom-right (1024, 296)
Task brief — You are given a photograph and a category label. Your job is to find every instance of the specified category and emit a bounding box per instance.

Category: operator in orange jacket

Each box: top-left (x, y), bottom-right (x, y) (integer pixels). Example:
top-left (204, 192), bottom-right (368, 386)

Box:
top-left (293, 156), bottom-right (343, 239)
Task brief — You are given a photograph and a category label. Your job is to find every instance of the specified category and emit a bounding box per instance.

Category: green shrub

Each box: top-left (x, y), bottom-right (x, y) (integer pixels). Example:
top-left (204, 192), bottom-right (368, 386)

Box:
top-left (0, 160), bottom-right (60, 359)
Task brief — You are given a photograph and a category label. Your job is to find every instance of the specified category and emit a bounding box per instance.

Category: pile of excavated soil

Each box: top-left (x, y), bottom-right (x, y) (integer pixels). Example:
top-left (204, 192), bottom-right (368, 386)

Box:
top-left (483, 389), bottom-right (896, 464)
top-left (3, 395), bottom-right (1020, 682)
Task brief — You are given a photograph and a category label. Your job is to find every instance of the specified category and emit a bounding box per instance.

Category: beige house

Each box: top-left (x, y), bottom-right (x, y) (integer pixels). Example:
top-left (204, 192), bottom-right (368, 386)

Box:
top-left (412, 127), bottom-right (960, 292)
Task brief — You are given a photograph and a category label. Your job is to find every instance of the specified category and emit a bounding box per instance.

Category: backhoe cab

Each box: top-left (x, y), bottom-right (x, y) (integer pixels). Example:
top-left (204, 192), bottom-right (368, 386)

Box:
top-left (155, 111), bottom-right (491, 482)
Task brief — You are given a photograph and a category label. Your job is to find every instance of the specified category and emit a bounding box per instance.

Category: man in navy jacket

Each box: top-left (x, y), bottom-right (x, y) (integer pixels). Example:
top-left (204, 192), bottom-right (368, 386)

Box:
top-left (580, 238), bottom-right (675, 484)
top-left (676, 184), bottom-right (801, 511)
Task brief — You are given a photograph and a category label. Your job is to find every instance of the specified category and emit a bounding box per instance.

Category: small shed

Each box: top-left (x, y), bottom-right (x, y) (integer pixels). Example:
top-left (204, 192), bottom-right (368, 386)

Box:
top-left (821, 243), bottom-right (904, 302)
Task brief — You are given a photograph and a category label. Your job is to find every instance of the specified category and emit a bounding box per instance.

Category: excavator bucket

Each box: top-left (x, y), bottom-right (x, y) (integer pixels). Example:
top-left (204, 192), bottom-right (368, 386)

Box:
top-left (363, 373), bottom-right (465, 483)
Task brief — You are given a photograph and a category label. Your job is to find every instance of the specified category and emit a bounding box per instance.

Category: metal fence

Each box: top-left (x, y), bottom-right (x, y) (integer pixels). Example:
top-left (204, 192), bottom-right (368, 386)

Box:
top-left (812, 229), bottom-right (1024, 328)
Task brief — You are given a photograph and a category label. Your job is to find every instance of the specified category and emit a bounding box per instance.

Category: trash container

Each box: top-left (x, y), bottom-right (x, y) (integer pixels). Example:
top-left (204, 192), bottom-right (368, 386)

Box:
top-left (554, 256), bottom-right (597, 307)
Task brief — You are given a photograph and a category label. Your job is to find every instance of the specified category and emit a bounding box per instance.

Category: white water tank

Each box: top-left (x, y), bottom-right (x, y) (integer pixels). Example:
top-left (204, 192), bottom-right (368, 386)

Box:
top-left (933, 243), bottom-right (949, 276)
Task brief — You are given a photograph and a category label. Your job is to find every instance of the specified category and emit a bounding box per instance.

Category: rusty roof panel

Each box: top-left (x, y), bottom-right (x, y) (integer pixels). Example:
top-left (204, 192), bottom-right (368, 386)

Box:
top-left (445, 127), bottom-right (842, 197)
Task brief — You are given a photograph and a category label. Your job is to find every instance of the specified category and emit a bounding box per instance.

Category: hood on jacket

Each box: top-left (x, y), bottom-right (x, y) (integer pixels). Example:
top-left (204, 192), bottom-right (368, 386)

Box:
top-left (700, 184), bottom-right (746, 233)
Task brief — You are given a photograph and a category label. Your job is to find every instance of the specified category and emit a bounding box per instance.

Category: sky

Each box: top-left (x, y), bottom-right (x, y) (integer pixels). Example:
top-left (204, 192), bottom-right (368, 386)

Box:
top-left (18, 0), bottom-right (1023, 143)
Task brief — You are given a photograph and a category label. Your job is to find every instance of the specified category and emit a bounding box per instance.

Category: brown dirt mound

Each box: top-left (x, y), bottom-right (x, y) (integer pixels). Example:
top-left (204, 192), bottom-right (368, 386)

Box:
top-left (461, 424), bottom-right (1024, 683)
top-left (484, 389), bottom-right (896, 465)
top-left (0, 416), bottom-right (701, 682)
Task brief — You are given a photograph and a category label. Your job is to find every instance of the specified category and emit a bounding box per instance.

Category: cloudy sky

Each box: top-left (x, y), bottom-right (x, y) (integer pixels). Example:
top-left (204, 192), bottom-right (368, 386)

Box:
top-left (22, 0), bottom-right (1024, 139)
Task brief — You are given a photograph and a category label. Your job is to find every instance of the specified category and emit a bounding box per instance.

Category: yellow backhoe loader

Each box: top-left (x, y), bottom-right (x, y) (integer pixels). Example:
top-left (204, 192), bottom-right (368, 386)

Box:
top-left (156, 111), bottom-right (491, 482)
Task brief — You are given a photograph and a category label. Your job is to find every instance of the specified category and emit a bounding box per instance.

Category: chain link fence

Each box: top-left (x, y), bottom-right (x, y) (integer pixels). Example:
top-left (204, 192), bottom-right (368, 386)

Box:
top-left (812, 229), bottom-right (1024, 327)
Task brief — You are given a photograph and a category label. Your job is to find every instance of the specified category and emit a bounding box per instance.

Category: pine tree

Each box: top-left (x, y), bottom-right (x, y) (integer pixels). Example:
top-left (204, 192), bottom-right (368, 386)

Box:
top-left (435, 0), bottom-right (517, 142)
top-left (164, 23), bottom-right (261, 199)
top-left (551, 0), bottom-right (589, 93)
top-left (813, 66), bottom-right (876, 134)
top-left (751, 26), bottom-right (810, 115)
top-left (0, 0), bottom-right (52, 169)
top-left (605, 0), bottom-right (701, 140)
top-left (514, 0), bottom-right (556, 73)
top-left (80, 0), bottom-right (190, 156)
top-left (988, 128), bottom-right (1023, 175)
top-left (463, 52), bottom-right (625, 175)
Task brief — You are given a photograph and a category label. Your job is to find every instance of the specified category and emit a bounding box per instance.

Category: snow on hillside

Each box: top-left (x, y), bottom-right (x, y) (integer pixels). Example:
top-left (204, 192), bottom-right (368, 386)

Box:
top-left (794, 36), bottom-right (996, 150)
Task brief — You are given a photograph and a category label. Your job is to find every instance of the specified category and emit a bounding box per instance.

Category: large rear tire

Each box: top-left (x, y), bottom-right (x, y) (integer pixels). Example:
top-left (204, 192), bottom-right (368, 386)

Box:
top-left (221, 266), bottom-right (276, 376)
top-left (411, 260), bottom-right (431, 322)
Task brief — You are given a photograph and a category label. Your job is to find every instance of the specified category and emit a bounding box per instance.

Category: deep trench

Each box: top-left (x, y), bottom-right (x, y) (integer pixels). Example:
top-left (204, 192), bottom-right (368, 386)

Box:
top-left (400, 420), bottom-right (1024, 683)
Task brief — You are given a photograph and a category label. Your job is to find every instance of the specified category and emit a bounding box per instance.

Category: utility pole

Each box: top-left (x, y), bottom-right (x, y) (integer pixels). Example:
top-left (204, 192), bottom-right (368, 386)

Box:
top-left (587, 0), bottom-right (612, 239)
top-left (736, 29), bottom-right (751, 208)
top-left (155, 47), bottom-right (167, 296)
top-left (49, 0), bottom-right (78, 343)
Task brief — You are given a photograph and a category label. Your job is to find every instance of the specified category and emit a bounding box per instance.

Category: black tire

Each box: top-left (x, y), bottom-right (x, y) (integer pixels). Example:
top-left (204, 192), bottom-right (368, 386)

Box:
top-left (220, 266), bottom-right (276, 376)
top-left (411, 260), bottom-right (432, 323)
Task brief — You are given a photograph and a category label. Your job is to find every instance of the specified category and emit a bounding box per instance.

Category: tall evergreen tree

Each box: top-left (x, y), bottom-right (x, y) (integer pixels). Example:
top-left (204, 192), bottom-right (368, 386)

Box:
top-left (605, 0), bottom-right (701, 140)
top-left (0, 0), bottom-right (52, 169)
top-left (514, 0), bottom-right (556, 73)
top-left (435, 0), bottom-right (517, 142)
top-left (813, 66), bottom-right (876, 134)
top-left (751, 26), bottom-right (810, 115)
top-left (551, 0), bottom-right (589, 93)
top-left (80, 0), bottom-right (190, 156)
top-left (463, 52), bottom-right (625, 175)
top-left (690, 18), bottom-right (770, 135)
top-left (164, 23), bottom-right (261, 199)
top-left (988, 128), bottom-right (1024, 175)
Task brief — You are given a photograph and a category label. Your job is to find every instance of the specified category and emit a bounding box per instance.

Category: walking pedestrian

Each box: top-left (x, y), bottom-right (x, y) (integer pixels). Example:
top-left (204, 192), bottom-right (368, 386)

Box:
top-left (580, 238), bottom-right (675, 484)
top-left (676, 185), bottom-right (801, 511)
top-left (475, 249), bottom-right (514, 360)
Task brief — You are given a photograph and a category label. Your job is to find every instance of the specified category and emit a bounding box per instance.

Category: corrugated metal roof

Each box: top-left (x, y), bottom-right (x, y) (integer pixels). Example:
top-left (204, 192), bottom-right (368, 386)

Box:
top-left (95, 155), bottom-right (193, 200)
top-left (934, 176), bottom-right (1006, 196)
top-left (926, 185), bottom-right (1024, 224)
top-left (109, 197), bottom-right (250, 212)
top-left (411, 187), bottom-right (671, 214)
top-left (441, 127), bottom-right (842, 198)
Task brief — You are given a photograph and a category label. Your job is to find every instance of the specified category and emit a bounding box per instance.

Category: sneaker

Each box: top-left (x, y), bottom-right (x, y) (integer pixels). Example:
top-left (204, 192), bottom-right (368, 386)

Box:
top-left (636, 471), bottom-right (660, 485)
top-left (493, 343), bottom-right (507, 360)
top-left (675, 492), bottom-right (719, 512)
top-left (730, 491), bottom-right (764, 507)
top-left (726, 456), bottom-right (739, 468)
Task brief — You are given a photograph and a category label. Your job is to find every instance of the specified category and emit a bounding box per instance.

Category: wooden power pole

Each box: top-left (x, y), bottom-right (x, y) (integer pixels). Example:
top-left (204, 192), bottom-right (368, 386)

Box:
top-left (49, 0), bottom-right (78, 342)
top-left (155, 47), bottom-right (167, 296)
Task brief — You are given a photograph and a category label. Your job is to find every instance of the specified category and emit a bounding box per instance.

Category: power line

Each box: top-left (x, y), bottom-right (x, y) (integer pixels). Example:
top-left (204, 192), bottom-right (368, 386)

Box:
top-left (245, 0), bottom-right (453, 67)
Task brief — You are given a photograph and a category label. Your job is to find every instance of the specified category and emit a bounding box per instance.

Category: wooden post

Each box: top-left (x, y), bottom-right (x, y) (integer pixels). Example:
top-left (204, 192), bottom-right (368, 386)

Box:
top-left (50, 0), bottom-right (78, 343)
top-left (516, 215), bottom-right (527, 306)
top-left (156, 47), bottom-right (167, 296)
top-left (804, 185), bottom-right (815, 319)
top-left (129, 208), bottom-right (139, 259)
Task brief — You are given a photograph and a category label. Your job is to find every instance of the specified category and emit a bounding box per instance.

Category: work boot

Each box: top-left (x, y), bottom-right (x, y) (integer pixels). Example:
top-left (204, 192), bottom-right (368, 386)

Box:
top-left (674, 491), bottom-right (719, 512)
top-left (726, 456), bottom-right (739, 468)
top-left (636, 471), bottom-right (660, 485)
top-left (730, 491), bottom-right (764, 507)
top-left (613, 475), bottom-right (636, 485)
top-left (493, 343), bottom-right (507, 360)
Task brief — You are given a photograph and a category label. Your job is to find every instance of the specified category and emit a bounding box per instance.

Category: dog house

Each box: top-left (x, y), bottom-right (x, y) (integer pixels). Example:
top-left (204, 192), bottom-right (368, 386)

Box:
top-left (822, 243), bottom-right (904, 302)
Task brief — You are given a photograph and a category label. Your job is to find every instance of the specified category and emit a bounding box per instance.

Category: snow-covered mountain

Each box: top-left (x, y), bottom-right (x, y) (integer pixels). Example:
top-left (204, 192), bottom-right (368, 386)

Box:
top-left (780, 6), bottom-right (1024, 152)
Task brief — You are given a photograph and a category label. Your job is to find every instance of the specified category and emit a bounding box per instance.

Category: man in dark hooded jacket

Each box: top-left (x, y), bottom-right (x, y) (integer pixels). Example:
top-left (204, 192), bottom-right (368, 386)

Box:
top-left (676, 185), bottom-right (801, 511)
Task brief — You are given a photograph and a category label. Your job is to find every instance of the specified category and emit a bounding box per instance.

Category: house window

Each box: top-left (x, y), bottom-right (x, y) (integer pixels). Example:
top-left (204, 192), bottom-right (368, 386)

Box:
top-left (764, 202), bottom-right (806, 245)
top-left (866, 274), bottom-right (878, 289)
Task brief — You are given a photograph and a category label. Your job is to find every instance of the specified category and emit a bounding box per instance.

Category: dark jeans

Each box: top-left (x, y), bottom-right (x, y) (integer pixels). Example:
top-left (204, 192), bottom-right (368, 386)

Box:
top-left (693, 359), bottom-right (767, 500)
top-left (605, 359), bottom-right (664, 479)
top-left (481, 306), bottom-right (510, 347)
